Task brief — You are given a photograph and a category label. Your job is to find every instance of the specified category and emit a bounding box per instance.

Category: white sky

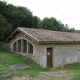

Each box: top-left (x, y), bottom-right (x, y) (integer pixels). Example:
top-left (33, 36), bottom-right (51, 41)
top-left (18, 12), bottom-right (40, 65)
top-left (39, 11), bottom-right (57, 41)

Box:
top-left (1, 0), bottom-right (80, 30)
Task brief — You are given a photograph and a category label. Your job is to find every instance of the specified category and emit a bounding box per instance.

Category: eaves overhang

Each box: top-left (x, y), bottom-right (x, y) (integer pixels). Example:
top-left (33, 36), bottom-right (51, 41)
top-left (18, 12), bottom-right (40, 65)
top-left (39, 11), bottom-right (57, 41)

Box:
top-left (39, 41), bottom-right (80, 44)
top-left (5, 27), bottom-right (40, 43)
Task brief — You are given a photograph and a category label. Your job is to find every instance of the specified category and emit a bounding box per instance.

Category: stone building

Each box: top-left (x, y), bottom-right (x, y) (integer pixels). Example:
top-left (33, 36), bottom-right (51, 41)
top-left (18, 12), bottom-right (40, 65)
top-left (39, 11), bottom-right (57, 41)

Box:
top-left (6, 27), bottom-right (80, 68)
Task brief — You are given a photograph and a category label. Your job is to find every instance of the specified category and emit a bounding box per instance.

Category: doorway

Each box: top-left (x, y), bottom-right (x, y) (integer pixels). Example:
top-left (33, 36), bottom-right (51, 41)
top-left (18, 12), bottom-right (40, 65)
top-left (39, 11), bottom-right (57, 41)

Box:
top-left (47, 47), bottom-right (53, 68)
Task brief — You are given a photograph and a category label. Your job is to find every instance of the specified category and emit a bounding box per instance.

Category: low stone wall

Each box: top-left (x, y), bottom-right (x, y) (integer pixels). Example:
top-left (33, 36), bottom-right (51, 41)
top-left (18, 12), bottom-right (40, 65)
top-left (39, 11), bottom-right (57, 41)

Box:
top-left (0, 74), bottom-right (12, 80)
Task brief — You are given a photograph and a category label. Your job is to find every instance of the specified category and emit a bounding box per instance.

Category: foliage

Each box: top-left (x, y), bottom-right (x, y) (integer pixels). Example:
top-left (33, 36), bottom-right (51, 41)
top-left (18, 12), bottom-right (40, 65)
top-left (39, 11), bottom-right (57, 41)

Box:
top-left (62, 63), bottom-right (80, 80)
top-left (0, 14), bottom-right (12, 40)
top-left (12, 6), bottom-right (33, 29)
top-left (63, 24), bottom-right (76, 32)
top-left (33, 16), bottom-right (41, 28)
top-left (0, 1), bottom-right (33, 40)
top-left (41, 17), bottom-right (60, 30)
top-left (41, 17), bottom-right (76, 32)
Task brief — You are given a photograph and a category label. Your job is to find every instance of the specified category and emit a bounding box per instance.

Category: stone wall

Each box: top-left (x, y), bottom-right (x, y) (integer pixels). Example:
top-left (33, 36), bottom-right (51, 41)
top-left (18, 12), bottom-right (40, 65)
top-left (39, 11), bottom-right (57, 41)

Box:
top-left (34, 43), bottom-right (80, 68)
top-left (53, 44), bottom-right (80, 67)
top-left (34, 43), bottom-right (47, 68)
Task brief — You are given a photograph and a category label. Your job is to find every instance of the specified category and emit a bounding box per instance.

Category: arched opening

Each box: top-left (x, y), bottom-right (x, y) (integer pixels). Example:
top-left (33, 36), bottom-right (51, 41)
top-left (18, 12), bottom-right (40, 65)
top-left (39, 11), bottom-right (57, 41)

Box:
top-left (13, 39), bottom-right (33, 54)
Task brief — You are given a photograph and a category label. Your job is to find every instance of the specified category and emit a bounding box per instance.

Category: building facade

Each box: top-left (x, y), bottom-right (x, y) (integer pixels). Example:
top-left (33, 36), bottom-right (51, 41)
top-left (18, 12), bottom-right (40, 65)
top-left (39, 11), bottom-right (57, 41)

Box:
top-left (6, 27), bottom-right (80, 68)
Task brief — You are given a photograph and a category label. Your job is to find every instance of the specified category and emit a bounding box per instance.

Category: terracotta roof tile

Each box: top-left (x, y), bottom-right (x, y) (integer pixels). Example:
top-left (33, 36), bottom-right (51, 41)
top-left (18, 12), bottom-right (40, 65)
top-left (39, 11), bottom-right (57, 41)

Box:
top-left (18, 27), bottom-right (80, 43)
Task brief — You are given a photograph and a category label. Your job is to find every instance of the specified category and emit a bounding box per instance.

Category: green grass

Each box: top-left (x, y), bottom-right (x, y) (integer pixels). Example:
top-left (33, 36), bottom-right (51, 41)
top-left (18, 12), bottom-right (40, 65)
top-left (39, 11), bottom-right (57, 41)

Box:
top-left (54, 63), bottom-right (80, 80)
top-left (0, 51), bottom-right (51, 77)
top-left (63, 63), bottom-right (80, 80)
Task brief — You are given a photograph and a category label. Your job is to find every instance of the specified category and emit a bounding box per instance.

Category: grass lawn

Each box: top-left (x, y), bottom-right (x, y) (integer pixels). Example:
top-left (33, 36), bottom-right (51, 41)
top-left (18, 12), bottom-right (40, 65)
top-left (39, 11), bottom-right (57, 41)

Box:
top-left (0, 51), bottom-right (80, 80)
top-left (0, 51), bottom-right (51, 77)
top-left (62, 63), bottom-right (80, 80)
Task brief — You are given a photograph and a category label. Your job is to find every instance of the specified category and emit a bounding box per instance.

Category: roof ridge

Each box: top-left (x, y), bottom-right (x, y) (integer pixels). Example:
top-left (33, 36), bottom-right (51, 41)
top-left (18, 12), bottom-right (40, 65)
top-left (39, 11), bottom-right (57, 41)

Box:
top-left (18, 27), bottom-right (78, 34)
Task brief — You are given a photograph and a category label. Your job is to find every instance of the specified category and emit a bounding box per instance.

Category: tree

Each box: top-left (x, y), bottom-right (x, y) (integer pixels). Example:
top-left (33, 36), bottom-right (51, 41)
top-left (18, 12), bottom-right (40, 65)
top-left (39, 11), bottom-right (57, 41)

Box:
top-left (0, 14), bottom-right (12, 40)
top-left (0, 1), bottom-right (7, 16)
top-left (41, 17), bottom-right (62, 31)
top-left (0, 1), bottom-right (34, 40)
top-left (17, 7), bottom-right (33, 28)
top-left (33, 16), bottom-right (41, 28)
top-left (41, 17), bottom-right (76, 32)
top-left (68, 28), bottom-right (76, 32)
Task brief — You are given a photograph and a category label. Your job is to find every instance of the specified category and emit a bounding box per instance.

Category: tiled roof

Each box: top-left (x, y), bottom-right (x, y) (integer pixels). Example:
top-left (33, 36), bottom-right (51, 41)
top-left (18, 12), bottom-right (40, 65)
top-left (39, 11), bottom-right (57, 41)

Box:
top-left (18, 27), bottom-right (80, 43)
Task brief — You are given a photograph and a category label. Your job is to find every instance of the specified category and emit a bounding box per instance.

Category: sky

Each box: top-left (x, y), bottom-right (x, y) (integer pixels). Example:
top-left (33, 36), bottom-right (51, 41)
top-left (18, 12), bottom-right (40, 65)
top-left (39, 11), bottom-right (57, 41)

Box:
top-left (1, 0), bottom-right (80, 30)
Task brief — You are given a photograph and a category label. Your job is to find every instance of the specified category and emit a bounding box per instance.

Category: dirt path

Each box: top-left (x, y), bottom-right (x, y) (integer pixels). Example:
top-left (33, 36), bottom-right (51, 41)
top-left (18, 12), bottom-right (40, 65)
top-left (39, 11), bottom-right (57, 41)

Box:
top-left (11, 70), bottom-right (75, 80)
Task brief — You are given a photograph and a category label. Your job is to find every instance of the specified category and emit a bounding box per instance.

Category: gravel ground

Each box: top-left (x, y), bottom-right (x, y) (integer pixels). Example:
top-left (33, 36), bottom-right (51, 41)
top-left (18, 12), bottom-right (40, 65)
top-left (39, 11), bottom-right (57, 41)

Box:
top-left (11, 70), bottom-right (75, 80)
